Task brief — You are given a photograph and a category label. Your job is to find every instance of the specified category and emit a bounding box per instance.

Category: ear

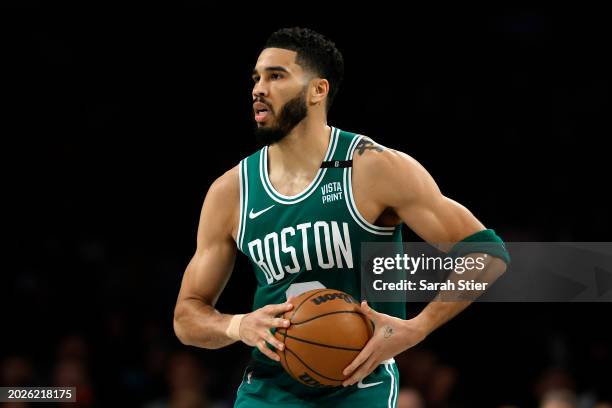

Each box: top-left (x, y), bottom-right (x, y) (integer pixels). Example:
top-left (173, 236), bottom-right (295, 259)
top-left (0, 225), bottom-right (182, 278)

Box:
top-left (309, 78), bottom-right (329, 106)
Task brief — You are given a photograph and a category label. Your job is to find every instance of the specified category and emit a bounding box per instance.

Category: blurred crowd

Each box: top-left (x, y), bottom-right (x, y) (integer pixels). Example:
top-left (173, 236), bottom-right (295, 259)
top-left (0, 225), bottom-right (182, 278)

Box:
top-left (2, 331), bottom-right (611, 407)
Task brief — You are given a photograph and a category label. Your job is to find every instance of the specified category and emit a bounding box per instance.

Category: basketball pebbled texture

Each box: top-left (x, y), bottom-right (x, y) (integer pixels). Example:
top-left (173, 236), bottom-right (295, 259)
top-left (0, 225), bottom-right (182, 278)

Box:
top-left (274, 288), bottom-right (374, 388)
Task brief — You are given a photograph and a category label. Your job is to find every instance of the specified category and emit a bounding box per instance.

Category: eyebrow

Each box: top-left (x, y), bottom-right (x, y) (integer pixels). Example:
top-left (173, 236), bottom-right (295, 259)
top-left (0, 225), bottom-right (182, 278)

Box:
top-left (252, 66), bottom-right (290, 76)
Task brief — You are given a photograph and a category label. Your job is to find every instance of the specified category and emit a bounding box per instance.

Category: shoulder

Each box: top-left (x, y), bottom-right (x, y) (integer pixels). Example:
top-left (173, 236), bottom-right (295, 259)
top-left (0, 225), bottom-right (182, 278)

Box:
top-left (207, 165), bottom-right (240, 199)
top-left (196, 164), bottom-right (241, 241)
top-left (352, 137), bottom-right (428, 185)
top-left (201, 164), bottom-right (241, 222)
top-left (352, 137), bottom-right (436, 204)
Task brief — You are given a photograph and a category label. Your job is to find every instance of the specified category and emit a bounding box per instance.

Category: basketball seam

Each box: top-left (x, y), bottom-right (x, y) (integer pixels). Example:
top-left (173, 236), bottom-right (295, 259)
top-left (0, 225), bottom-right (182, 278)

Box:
top-left (291, 310), bottom-right (366, 325)
top-left (283, 333), bottom-right (363, 351)
top-left (281, 337), bottom-right (297, 383)
top-left (284, 345), bottom-right (344, 383)
top-left (289, 289), bottom-right (329, 322)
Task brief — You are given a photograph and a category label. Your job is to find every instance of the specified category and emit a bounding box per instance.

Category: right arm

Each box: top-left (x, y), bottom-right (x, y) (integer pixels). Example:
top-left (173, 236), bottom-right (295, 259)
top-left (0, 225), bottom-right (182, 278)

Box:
top-left (173, 166), bottom-right (292, 360)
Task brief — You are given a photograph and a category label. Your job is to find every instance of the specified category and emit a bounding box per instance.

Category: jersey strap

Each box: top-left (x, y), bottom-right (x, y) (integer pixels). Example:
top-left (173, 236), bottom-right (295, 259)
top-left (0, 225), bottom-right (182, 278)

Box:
top-left (320, 159), bottom-right (352, 168)
top-left (343, 134), bottom-right (396, 236)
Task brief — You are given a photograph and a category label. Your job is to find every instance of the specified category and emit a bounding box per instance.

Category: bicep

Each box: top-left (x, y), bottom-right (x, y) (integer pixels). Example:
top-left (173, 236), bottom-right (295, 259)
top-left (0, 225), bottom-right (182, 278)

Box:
top-left (178, 237), bottom-right (236, 307)
top-left (384, 152), bottom-right (485, 248)
top-left (398, 194), bottom-right (484, 250)
top-left (177, 170), bottom-right (240, 306)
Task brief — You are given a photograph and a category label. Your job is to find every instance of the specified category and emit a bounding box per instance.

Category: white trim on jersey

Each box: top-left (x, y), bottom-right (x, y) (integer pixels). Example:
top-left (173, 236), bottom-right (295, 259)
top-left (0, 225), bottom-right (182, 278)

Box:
top-left (383, 360), bottom-right (398, 408)
top-left (343, 134), bottom-right (396, 236)
top-left (238, 158), bottom-right (249, 250)
top-left (236, 159), bottom-right (244, 248)
top-left (258, 127), bottom-right (339, 205)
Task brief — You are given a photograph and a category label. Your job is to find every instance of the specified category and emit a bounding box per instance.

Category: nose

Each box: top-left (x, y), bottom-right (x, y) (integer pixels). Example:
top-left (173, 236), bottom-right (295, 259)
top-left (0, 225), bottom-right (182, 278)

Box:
top-left (252, 78), bottom-right (268, 99)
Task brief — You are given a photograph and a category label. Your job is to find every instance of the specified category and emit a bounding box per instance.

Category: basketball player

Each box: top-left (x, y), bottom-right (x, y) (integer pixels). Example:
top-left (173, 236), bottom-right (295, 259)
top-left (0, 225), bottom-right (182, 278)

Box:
top-left (173, 27), bottom-right (509, 407)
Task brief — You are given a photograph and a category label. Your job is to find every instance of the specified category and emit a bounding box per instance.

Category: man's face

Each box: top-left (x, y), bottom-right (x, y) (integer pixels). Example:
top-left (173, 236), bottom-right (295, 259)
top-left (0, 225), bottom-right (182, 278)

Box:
top-left (252, 48), bottom-right (310, 145)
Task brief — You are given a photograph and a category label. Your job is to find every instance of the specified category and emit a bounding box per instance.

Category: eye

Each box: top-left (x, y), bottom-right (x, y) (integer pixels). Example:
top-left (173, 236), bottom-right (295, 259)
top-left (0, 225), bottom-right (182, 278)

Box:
top-left (252, 76), bottom-right (260, 83)
top-left (270, 73), bottom-right (283, 80)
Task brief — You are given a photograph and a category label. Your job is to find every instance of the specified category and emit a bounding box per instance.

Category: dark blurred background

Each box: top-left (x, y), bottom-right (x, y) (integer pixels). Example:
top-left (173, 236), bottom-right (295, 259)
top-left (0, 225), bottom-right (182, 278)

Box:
top-left (2, 5), bottom-right (611, 408)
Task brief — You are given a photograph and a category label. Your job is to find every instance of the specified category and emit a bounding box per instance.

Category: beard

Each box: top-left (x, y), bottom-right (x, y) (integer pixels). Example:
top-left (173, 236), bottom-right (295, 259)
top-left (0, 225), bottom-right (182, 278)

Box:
top-left (254, 87), bottom-right (308, 146)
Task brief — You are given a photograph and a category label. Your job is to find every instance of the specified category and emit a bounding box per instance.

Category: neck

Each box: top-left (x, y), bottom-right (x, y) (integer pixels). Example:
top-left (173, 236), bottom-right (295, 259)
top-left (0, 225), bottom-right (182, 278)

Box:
top-left (267, 116), bottom-right (331, 178)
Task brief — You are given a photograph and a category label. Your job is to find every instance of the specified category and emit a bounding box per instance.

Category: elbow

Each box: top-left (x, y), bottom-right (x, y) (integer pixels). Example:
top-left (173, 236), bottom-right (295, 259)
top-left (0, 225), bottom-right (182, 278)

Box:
top-left (173, 318), bottom-right (187, 345)
top-left (173, 306), bottom-right (192, 346)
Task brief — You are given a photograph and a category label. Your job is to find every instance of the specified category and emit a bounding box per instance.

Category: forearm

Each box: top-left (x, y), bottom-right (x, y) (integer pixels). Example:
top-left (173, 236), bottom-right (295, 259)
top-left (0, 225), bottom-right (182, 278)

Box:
top-left (173, 298), bottom-right (238, 349)
top-left (413, 253), bottom-right (507, 335)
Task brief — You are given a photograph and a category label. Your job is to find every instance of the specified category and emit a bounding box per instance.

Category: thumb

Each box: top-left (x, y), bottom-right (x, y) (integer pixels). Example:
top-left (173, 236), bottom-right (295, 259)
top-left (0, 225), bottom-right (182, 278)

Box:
top-left (361, 300), bottom-right (377, 318)
top-left (361, 300), bottom-right (379, 332)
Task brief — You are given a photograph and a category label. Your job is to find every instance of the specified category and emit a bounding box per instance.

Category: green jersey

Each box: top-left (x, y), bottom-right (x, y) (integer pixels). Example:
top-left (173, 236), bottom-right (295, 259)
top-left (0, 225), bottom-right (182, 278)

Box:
top-left (236, 126), bottom-right (406, 367)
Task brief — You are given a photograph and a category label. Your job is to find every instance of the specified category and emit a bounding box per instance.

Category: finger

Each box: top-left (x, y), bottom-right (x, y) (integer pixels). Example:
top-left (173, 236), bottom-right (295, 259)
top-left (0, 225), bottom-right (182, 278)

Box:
top-left (343, 356), bottom-right (378, 387)
top-left (265, 301), bottom-right (294, 315)
top-left (269, 317), bottom-right (291, 329)
top-left (257, 340), bottom-right (280, 362)
top-left (264, 331), bottom-right (285, 351)
top-left (343, 341), bottom-right (375, 376)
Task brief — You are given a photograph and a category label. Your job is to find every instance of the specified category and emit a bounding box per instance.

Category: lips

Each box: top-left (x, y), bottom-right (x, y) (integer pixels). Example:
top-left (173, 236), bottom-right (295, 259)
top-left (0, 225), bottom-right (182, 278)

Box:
top-left (255, 111), bottom-right (270, 122)
top-left (254, 102), bottom-right (271, 122)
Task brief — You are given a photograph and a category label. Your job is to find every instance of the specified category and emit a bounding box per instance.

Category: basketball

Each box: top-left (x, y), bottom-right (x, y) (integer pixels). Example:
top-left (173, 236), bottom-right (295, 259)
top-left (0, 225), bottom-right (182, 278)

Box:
top-left (274, 288), bottom-right (374, 388)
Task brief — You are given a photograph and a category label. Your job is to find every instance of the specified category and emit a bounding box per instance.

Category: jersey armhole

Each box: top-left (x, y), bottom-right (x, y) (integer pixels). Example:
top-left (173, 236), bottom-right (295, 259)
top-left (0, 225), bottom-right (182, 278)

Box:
top-left (236, 158), bottom-right (249, 252)
top-left (343, 134), bottom-right (397, 236)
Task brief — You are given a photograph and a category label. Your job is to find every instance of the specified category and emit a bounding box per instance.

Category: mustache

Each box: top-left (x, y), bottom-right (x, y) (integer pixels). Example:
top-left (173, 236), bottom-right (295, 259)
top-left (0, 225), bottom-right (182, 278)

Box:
top-left (253, 98), bottom-right (273, 111)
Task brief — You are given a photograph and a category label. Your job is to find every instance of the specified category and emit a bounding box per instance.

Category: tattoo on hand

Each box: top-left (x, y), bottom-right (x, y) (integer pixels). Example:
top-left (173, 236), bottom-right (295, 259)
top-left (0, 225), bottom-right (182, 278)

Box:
top-left (355, 138), bottom-right (384, 155)
top-left (383, 326), bottom-right (394, 338)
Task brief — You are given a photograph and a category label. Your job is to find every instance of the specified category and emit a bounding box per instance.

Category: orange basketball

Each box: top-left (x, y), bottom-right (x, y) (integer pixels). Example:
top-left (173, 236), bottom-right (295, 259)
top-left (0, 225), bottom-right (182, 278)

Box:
top-left (274, 288), bottom-right (374, 388)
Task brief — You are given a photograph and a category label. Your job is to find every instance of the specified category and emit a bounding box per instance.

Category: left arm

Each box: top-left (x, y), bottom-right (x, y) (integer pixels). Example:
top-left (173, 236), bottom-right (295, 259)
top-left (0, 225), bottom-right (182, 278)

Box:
top-left (342, 143), bottom-right (507, 386)
top-left (376, 148), bottom-right (507, 335)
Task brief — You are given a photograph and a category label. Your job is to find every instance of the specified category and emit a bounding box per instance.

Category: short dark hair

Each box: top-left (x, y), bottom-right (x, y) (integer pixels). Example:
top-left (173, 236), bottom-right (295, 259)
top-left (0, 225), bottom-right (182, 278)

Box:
top-left (265, 27), bottom-right (344, 113)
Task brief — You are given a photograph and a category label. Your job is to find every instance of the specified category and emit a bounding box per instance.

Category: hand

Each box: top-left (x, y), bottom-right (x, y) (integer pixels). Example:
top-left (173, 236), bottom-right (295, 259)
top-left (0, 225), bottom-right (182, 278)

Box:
top-left (239, 301), bottom-right (293, 362)
top-left (342, 301), bottom-right (428, 387)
